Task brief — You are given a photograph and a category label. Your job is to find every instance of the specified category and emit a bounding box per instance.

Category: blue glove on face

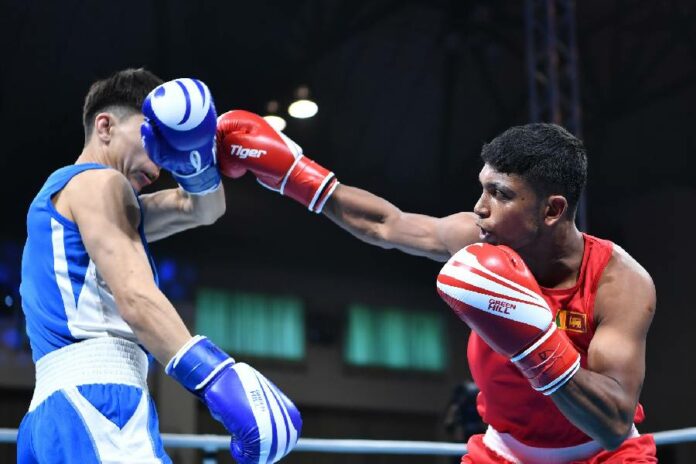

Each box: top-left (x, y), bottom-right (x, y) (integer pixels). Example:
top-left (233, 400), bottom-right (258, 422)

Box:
top-left (141, 78), bottom-right (221, 194)
top-left (167, 336), bottom-right (302, 463)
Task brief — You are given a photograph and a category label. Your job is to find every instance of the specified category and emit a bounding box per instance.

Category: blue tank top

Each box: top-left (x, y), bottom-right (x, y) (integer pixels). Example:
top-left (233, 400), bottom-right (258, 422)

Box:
top-left (20, 163), bottom-right (158, 362)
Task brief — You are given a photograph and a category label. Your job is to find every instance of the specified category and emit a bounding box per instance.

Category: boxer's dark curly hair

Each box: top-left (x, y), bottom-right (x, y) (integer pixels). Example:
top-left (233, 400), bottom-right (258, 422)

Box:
top-left (82, 68), bottom-right (163, 141)
top-left (481, 123), bottom-right (587, 213)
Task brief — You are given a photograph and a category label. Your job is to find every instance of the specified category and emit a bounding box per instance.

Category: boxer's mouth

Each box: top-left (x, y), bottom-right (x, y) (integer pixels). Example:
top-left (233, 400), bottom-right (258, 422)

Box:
top-left (134, 172), bottom-right (155, 190)
top-left (142, 170), bottom-right (159, 184)
top-left (477, 224), bottom-right (495, 243)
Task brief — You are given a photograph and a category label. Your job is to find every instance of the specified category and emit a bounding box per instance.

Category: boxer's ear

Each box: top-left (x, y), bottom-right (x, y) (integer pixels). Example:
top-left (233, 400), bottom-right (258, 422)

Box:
top-left (94, 113), bottom-right (116, 143)
top-left (544, 195), bottom-right (568, 226)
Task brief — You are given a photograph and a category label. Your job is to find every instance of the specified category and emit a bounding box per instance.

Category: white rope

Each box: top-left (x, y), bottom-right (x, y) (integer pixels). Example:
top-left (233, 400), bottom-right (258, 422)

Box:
top-left (1, 427), bottom-right (695, 455)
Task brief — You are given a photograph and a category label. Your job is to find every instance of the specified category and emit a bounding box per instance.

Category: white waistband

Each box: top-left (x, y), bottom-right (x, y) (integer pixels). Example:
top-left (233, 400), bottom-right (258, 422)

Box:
top-left (482, 424), bottom-right (640, 464)
top-left (29, 337), bottom-right (149, 411)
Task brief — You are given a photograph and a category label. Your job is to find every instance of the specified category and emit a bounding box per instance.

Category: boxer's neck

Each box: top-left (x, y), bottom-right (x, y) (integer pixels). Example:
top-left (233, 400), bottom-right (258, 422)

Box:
top-left (517, 222), bottom-right (585, 289)
top-left (75, 139), bottom-right (126, 174)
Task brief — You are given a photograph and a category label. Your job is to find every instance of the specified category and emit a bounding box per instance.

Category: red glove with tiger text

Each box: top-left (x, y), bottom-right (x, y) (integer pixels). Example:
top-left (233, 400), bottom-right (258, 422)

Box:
top-left (436, 243), bottom-right (581, 395)
top-left (216, 110), bottom-right (338, 213)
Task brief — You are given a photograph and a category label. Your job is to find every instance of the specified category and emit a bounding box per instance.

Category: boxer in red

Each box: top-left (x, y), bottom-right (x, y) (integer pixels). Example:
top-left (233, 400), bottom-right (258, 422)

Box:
top-left (216, 113), bottom-right (657, 463)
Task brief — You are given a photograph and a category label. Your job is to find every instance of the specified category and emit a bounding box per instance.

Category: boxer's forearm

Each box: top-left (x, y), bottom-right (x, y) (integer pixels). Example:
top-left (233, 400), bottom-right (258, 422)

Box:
top-left (141, 185), bottom-right (226, 242)
top-left (323, 185), bottom-right (400, 246)
top-left (187, 184), bottom-right (226, 224)
top-left (551, 368), bottom-right (636, 450)
top-left (323, 185), bottom-right (454, 260)
top-left (115, 284), bottom-right (192, 365)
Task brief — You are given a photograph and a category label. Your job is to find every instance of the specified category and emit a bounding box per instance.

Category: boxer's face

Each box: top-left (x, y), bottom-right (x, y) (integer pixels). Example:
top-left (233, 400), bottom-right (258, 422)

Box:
top-left (473, 164), bottom-right (545, 250)
top-left (112, 113), bottom-right (160, 192)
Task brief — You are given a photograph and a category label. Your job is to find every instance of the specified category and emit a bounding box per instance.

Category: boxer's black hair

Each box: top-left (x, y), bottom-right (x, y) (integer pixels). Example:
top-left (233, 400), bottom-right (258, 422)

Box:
top-left (480, 123), bottom-right (587, 213)
top-left (82, 68), bottom-right (163, 141)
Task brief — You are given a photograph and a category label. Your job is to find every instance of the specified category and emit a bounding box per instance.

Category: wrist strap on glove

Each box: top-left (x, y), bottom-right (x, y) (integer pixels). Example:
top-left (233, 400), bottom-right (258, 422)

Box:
top-left (258, 154), bottom-right (338, 213)
top-left (166, 335), bottom-right (234, 391)
top-left (511, 324), bottom-right (581, 395)
top-left (173, 161), bottom-right (222, 195)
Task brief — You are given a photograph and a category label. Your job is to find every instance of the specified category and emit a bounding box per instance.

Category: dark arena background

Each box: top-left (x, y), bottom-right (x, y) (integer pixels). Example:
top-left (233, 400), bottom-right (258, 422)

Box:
top-left (1, 1), bottom-right (695, 463)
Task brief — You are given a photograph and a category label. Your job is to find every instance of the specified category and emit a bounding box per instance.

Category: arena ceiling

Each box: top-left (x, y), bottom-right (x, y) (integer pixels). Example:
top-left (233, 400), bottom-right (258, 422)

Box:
top-left (1, 0), bottom-right (694, 279)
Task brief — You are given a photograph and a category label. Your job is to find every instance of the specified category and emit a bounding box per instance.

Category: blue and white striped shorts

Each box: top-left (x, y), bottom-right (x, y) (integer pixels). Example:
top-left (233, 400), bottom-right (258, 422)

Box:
top-left (17, 338), bottom-right (171, 464)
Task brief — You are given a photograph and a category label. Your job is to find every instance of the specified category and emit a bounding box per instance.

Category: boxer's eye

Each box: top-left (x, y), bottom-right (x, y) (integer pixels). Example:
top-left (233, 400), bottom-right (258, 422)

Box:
top-left (493, 189), bottom-right (508, 200)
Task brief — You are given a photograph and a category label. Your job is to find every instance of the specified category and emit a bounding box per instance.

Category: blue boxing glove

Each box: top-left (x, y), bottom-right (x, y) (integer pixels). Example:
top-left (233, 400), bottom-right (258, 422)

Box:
top-left (167, 336), bottom-right (302, 463)
top-left (141, 78), bottom-right (221, 194)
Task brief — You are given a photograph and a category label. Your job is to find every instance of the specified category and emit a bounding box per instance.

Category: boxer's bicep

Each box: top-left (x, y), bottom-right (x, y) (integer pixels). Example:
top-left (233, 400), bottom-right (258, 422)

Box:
top-left (437, 212), bottom-right (481, 257)
top-left (588, 252), bottom-right (656, 409)
top-left (382, 211), bottom-right (478, 261)
top-left (68, 170), bottom-right (156, 299)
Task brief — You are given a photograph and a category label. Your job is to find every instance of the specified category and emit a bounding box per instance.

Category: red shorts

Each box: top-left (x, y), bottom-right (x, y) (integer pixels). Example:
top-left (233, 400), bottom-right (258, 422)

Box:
top-left (461, 433), bottom-right (657, 464)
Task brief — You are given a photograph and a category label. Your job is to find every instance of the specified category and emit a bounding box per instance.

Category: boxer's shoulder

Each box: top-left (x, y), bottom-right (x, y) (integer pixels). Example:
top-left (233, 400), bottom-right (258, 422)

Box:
top-left (595, 244), bottom-right (656, 323)
top-left (59, 168), bottom-right (140, 226)
top-left (600, 244), bottom-right (654, 291)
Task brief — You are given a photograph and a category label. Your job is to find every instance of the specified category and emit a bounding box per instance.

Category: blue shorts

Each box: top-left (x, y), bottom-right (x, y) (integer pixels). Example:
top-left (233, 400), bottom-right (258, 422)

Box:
top-left (17, 383), bottom-right (171, 464)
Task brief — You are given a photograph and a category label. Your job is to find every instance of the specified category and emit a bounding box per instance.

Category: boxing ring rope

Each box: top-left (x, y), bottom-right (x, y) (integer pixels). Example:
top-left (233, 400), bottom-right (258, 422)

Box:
top-left (1, 427), bottom-right (695, 455)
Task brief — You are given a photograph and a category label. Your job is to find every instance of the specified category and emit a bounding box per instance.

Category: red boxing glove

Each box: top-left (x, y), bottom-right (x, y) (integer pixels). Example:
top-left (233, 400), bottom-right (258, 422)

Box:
top-left (216, 110), bottom-right (338, 213)
top-left (437, 243), bottom-right (580, 395)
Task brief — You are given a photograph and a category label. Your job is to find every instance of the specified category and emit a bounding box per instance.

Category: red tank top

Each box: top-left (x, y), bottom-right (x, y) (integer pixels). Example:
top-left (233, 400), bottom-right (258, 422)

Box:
top-left (467, 233), bottom-right (645, 447)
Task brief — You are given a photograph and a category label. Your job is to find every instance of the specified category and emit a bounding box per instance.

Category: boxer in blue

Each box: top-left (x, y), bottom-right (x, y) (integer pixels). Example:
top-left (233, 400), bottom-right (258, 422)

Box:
top-left (17, 69), bottom-right (301, 463)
